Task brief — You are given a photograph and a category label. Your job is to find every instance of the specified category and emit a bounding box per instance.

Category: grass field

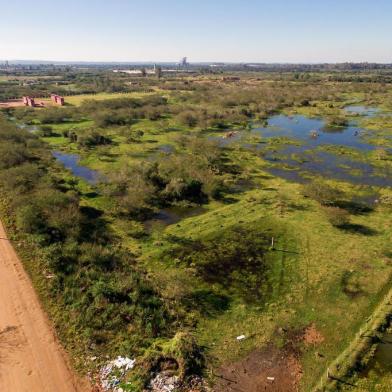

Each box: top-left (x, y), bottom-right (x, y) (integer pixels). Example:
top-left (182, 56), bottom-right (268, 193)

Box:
top-left (64, 91), bottom-right (158, 106)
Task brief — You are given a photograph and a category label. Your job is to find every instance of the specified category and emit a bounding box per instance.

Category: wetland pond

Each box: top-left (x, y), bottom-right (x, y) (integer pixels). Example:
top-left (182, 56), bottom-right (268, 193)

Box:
top-left (52, 151), bottom-right (100, 184)
top-left (248, 112), bottom-right (392, 187)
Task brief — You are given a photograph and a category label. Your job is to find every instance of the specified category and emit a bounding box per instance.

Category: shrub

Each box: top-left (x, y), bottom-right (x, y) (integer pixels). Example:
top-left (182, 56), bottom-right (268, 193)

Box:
top-left (163, 178), bottom-right (206, 204)
top-left (302, 180), bottom-right (343, 206)
top-left (77, 130), bottom-right (112, 148)
top-left (0, 143), bottom-right (30, 169)
top-left (125, 129), bottom-right (144, 143)
top-left (38, 107), bottom-right (75, 124)
top-left (326, 116), bottom-right (349, 128)
top-left (177, 111), bottom-right (199, 127)
top-left (0, 163), bottom-right (43, 193)
top-left (143, 332), bottom-right (205, 382)
top-left (16, 204), bottom-right (46, 235)
top-left (110, 165), bottom-right (157, 217)
top-left (324, 206), bottom-right (351, 227)
top-left (38, 125), bottom-right (54, 137)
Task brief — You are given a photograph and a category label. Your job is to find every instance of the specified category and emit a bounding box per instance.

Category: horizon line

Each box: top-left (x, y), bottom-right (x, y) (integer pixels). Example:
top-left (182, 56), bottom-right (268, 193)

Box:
top-left (2, 59), bottom-right (392, 66)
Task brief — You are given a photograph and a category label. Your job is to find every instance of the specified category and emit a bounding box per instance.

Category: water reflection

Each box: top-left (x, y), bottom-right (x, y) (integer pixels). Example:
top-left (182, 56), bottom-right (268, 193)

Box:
top-left (251, 115), bottom-right (392, 187)
top-left (253, 115), bottom-right (375, 151)
top-left (52, 151), bottom-right (100, 184)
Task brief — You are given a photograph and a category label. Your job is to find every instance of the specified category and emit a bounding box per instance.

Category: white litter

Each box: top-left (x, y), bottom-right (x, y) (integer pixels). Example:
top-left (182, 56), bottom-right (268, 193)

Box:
top-left (236, 335), bottom-right (246, 341)
top-left (99, 356), bottom-right (136, 391)
top-left (267, 377), bottom-right (275, 381)
top-left (149, 373), bottom-right (180, 392)
top-left (112, 356), bottom-right (136, 371)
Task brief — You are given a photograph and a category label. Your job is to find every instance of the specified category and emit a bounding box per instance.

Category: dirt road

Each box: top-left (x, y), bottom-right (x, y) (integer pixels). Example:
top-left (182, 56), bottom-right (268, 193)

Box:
top-left (0, 221), bottom-right (88, 392)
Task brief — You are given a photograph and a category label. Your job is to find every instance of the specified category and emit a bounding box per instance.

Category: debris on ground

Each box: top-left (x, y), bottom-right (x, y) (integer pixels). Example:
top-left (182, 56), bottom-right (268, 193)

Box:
top-left (186, 375), bottom-right (211, 392)
top-left (99, 356), bottom-right (136, 391)
top-left (112, 356), bottom-right (136, 371)
top-left (149, 372), bottom-right (180, 392)
top-left (236, 335), bottom-right (246, 341)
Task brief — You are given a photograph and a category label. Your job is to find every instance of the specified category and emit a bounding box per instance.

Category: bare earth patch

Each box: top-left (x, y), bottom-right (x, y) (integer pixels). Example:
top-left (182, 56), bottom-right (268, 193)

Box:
top-left (303, 324), bottom-right (324, 346)
top-left (214, 344), bottom-right (302, 392)
top-left (214, 323), bottom-right (326, 392)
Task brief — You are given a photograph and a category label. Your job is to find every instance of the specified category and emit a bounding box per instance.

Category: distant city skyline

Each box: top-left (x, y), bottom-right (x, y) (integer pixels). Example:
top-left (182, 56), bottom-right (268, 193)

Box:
top-left (1, 0), bottom-right (392, 63)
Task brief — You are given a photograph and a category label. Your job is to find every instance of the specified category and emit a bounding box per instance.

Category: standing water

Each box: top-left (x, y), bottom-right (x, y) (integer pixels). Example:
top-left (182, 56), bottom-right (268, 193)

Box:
top-left (52, 152), bottom-right (100, 184)
top-left (249, 114), bottom-right (392, 187)
top-left (360, 331), bottom-right (392, 377)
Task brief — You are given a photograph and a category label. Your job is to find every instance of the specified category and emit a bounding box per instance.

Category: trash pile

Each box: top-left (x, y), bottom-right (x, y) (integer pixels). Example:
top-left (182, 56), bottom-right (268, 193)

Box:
top-left (186, 375), bottom-right (210, 392)
top-left (149, 372), bottom-right (180, 392)
top-left (99, 356), bottom-right (136, 391)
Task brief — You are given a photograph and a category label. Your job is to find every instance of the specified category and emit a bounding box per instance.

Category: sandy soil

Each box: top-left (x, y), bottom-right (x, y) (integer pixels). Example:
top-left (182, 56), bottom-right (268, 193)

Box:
top-left (0, 221), bottom-right (89, 392)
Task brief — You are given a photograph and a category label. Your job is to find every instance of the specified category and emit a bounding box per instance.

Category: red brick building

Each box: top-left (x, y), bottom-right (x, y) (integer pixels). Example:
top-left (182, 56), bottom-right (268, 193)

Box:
top-left (51, 94), bottom-right (65, 106)
top-left (22, 96), bottom-right (35, 107)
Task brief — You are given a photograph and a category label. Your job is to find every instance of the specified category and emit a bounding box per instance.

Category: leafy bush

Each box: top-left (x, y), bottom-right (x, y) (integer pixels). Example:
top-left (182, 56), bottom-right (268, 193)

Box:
top-left (38, 125), bottom-right (54, 137)
top-left (163, 178), bottom-right (206, 204)
top-left (177, 111), bottom-right (199, 127)
top-left (324, 206), bottom-right (351, 227)
top-left (38, 107), bottom-right (77, 124)
top-left (326, 116), bottom-right (349, 127)
top-left (0, 163), bottom-right (43, 193)
top-left (0, 143), bottom-right (30, 169)
top-left (16, 204), bottom-right (47, 235)
top-left (77, 130), bottom-right (112, 148)
top-left (302, 180), bottom-right (343, 206)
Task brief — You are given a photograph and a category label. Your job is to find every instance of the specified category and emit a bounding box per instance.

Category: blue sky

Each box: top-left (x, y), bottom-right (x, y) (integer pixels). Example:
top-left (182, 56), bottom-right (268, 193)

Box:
top-left (1, 0), bottom-right (391, 62)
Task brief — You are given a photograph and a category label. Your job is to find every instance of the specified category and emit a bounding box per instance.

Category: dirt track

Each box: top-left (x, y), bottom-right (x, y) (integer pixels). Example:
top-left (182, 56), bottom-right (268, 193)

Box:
top-left (0, 221), bottom-right (88, 392)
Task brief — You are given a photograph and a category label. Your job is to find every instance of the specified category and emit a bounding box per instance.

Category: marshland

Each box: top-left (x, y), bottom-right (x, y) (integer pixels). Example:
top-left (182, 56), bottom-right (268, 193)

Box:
top-left (1, 66), bottom-right (392, 391)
